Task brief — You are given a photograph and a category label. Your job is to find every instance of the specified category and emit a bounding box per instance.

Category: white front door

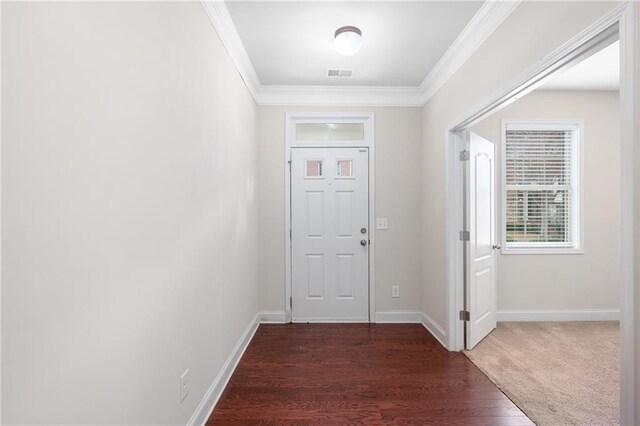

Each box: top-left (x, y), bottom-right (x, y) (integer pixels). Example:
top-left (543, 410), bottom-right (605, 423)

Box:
top-left (290, 147), bottom-right (369, 322)
top-left (465, 132), bottom-right (497, 349)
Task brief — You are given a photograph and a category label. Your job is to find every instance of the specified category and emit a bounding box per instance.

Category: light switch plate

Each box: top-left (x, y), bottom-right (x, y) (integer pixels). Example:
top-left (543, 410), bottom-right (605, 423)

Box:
top-left (376, 218), bottom-right (388, 230)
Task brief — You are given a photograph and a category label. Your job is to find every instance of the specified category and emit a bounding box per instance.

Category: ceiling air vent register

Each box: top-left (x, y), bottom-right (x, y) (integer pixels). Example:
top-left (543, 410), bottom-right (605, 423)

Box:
top-left (327, 69), bottom-right (354, 79)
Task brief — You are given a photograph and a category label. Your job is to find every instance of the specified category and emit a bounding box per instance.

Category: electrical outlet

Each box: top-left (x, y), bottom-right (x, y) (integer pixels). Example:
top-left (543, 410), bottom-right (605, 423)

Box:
top-left (180, 369), bottom-right (190, 402)
top-left (376, 218), bottom-right (388, 230)
top-left (392, 286), bottom-right (400, 298)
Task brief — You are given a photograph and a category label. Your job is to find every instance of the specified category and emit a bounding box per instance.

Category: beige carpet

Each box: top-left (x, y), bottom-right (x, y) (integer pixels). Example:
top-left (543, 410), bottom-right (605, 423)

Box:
top-left (464, 322), bottom-right (619, 426)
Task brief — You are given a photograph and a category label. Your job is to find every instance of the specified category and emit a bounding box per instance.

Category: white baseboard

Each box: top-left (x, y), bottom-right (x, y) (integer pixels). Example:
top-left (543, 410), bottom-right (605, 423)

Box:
top-left (259, 311), bottom-right (286, 323)
top-left (420, 312), bottom-right (447, 348)
top-left (184, 307), bottom-right (620, 425)
top-left (291, 317), bottom-right (370, 323)
top-left (375, 310), bottom-right (422, 323)
top-left (187, 312), bottom-right (260, 426)
top-left (375, 311), bottom-right (447, 349)
top-left (187, 309), bottom-right (452, 425)
top-left (497, 309), bottom-right (620, 322)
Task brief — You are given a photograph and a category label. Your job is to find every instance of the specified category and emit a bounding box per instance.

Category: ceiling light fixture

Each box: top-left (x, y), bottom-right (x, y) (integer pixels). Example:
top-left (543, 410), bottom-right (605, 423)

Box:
top-left (334, 26), bottom-right (362, 56)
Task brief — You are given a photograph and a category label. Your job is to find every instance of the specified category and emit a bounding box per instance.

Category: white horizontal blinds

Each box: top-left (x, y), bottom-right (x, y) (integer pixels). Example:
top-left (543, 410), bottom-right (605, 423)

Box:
top-left (505, 124), bottom-right (576, 246)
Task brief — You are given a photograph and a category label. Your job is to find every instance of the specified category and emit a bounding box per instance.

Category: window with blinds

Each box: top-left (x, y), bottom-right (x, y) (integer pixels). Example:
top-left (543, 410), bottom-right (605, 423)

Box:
top-left (502, 121), bottom-right (582, 252)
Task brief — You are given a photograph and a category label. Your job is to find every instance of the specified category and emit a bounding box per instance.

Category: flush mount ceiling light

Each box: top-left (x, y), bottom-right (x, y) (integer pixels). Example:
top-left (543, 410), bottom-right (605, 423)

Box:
top-left (334, 26), bottom-right (362, 56)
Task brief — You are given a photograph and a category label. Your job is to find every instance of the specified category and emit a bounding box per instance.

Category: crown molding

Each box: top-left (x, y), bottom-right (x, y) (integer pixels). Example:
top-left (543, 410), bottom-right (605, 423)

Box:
top-left (418, 0), bottom-right (523, 104)
top-left (201, 0), bottom-right (261, 100)
top-left (201, 0), bottom-right (522, 107)
top-left (257, 85), bottom-right (423, 107)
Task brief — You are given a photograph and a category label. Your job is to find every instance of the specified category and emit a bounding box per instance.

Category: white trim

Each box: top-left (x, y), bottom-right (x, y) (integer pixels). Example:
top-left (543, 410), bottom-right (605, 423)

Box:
top-left (420, 312), bottom-right (447, 349)
top-left (291, 317), bottom-right (370, 323)
top-left (618, 3), bottom-right (638, 423)
top-left (257, 86), bottom-right (423, 107)
top-left (418, 0), bottom-right (523, 104)
top-left (200, 0), bottom-right (521, 107)
top-left (446, 130), bottom-right (467, 351)
top-left (185, 309), bottom-right (448, 425)
top-left (200, 0), bottom-right (260, 101)
top-left (445, 3), bottom-right (637, 424)
top-left (373, 311), bottom-right (447, 348)
top-left (500, 248), bottom-right (584, 255)
top-left (284, 112), bottom-right (375, 323)
top-left (500, 119), bottom-right (584, 254)
top-left (450, 7), bottom-right (622, 131)
top-left (447, 1), bottom-right (627, 349)
top-left (187, 313), bottom-right (260, 426)
top-left (375, 311), bottom-right (422, 323)
top-left (0, 1), bottom-right (3, 420)
top-left (497, 309), bottom-right (620, 322)
top-left (179, 306), bottom-right (620, 426)
top-left (259, 311), bottom-right (286, 324)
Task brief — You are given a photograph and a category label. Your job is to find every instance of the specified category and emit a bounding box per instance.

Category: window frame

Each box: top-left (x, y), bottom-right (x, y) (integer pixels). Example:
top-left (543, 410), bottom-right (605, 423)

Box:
top-left (501, 119), bottom-right (584, 255)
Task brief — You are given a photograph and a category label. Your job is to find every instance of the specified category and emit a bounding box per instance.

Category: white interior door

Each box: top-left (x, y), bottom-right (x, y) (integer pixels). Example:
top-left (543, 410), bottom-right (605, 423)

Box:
top-left (465, 132), bottom-right (497, 349)
top-left (291, 147), bottom-right (369, 322)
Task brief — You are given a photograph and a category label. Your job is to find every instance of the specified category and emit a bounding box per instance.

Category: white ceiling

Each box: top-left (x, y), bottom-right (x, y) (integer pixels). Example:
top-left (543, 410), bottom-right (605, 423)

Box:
top-left (539, 41), bottom-right (619, 91)
top-left (225, 1), bottom-right (483, 87)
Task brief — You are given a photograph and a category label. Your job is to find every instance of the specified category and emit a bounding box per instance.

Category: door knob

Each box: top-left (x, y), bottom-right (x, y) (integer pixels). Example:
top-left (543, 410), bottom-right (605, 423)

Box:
top-left (492, 244), bottom-right (502, 250)
top-left (360, 239), bottom-right (368, 246)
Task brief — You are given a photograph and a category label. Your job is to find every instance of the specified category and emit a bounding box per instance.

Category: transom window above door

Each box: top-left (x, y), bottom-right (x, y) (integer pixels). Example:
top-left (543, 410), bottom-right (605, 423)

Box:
top-left (296, 123), bottom-right (364, 141)
top-left (502, 120), bottom-right (583, 254)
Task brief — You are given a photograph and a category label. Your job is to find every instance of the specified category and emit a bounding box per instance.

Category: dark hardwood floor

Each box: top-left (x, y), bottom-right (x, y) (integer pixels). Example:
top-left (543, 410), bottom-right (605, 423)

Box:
top-left (208, 324), bottom-right (533, 425)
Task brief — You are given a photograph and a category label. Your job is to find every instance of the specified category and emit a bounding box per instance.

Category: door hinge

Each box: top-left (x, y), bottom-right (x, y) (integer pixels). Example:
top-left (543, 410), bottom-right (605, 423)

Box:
top-left (288, 160), bottom-right (292, 171)
top-left (290, 296), bottom-right (292, 309)
top-left (459, 150), bottom-right (470, 161)
top-left (459, 310), bottom-right (470, 321)
top-left (459, 230), bottom-right (470, 241)
top-left (290, 229), bottom-right (292, 240)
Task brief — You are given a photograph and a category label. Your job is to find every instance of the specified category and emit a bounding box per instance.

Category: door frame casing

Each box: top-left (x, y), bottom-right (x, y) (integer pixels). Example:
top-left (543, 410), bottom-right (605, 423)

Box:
top-left (445, 3), bottom-right (637, 424)
top-left (284, 112), bottom-right (375, 323)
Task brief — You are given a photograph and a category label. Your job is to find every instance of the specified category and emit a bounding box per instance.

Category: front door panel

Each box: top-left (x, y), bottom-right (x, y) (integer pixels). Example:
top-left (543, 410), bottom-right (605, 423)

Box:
top-left (291, 147), bottom-right (369, 321)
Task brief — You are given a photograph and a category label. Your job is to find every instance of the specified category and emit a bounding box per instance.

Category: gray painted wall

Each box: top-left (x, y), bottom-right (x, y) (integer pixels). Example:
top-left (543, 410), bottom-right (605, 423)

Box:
top-left (257, 106), bottom-right (423, 314)
top-left (472, 90), bottom-right (620, 312)
top-left (2, 2), bottom-right (259, 423)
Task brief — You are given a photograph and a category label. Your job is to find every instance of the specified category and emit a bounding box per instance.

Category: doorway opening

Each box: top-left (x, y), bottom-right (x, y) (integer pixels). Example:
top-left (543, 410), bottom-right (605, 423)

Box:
top-left (446, 4), bottom-right (637, 424)
top-left (284, 113), bottom-right (375, 323)
top-left (465, 42), bottom-right (619, 425)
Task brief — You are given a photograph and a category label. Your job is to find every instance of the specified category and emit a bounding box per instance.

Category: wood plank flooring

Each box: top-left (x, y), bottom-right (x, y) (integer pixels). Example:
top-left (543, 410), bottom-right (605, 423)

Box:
top-left (208, 324), bottom-right (533, 425)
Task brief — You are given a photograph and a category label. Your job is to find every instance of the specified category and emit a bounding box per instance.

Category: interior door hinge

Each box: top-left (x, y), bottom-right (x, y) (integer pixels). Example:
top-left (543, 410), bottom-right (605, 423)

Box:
top-left (290, 296), bottom-right (292, 309)
top-left (459, 310), bottom-right (470, 321)
top-left (459, 230), bottom-right (470, 241)
top-left (459, 150), bottom-right (470, 161)
top-left (289, 229), bottom-right (292, 240)
top-left (288, 160), bottom-right (292, 171)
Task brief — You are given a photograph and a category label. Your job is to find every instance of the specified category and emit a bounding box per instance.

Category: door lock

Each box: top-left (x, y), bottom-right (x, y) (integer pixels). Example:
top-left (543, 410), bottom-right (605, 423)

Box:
top-left (492, 243), bottom-right (502, 250)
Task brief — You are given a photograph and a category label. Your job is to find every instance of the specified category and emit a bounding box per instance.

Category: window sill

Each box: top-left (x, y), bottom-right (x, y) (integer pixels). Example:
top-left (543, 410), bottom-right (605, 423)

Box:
top-left (501, 247), bottom-right (584, 255)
